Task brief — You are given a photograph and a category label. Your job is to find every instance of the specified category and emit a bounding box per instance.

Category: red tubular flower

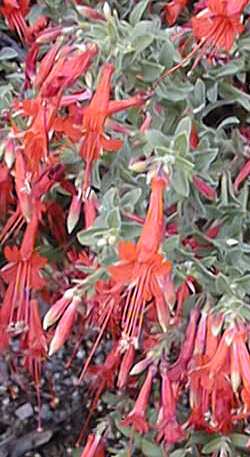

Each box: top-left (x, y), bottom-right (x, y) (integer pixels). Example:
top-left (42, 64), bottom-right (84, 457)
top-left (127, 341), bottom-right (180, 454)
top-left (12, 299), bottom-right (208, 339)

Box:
top-left (35, 44), bottom-right (98, 98)
top-left (44, 289), bottom-right (81, 355)
top-left (78, 5), bottom-right (105, 21)
top-left (190, 124), bottom-right (199, 149)
top-left (0, 163), bottom-right (14, 220)
top-left (192, 0), bottom-right (248, 53)
top-left (156, 367), bottom-right (185, 445)
top-left (168, 308), bottom-right (200, 381)
top-left (80, 63), bottom-right (146, 194)
top-left (0, 158), bottom-right (64, 248)
top-left (67, 192), bottom-right (82, 234)
top-left (43, 289), bottom-right (76, 330)
top-left (234, 159), bottom-right (250, 191)
top-left (21, 298), bottom-right (47, 430)
top-left (164, 0), bottom-right (188, 26)
top-left (48, 298), bottom-right (80, 356)
top-left (81, 434), bottom-right (105, 457)
top-left (187, 318), bottom-right (250, 433)
top-left (159, 0), bottom-right (249, 82)
top-left (0, 0), bottom-right (30, 43)
top-left (121, 365), bottom-right (155, 434)
top-left (0, 245), bottom-right (47, 349)
top-left (192, 175), bottom-right (217, 200)
top-left (16, 95), bottom-right (60, 171)
top-left (109, 175), bottom-right (173, 341)
top-left (22, 299), bottom-right (47, 385)
top-left (84, 192), bottom-right (98, 228)
top-left (117, 343), bottom-right (136, 390)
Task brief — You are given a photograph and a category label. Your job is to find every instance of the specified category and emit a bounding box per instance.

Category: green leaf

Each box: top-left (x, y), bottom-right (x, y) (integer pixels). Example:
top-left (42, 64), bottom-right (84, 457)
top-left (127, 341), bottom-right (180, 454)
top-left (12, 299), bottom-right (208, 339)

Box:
top-left (71, 448), bottom-right (83, 457)
top-left (175, 116), bottom-right (192, 138)
top-left (191, 78), bottom-right (206, 113)
top-left (170, 451), bottom-right (186, 457)
top-left (106, 208), bottom-right (121, 230)
top-left (120, 221), bottom-right (142, 239)
top-left (159, 40), bottom-right (181, 69)
top-left (141, 439), bottom-right (163, 457)
top-left (174, 132), bottom-right (189, 156)
top-left (0, 47), bottom-right (18, 60)
top-left (209, 60), bottom-right (245, 78)
top-left (129, 0), bottom-right (150, 26)
top-left (132, 33), bottom-right (154, 53)
top-left (146, 129), bottom-right (170, 149)
top-left (156, 78), bottom-right (193, 102)
top-left (139, 61), bottom-right (164, 82)
top-left (215, 273), bottom-right (230, 294)
top-left (202, 437), bottom-right (227, 454)
top-left (172, 169), bottom-right (190, 197)
top-left (120, 188), bottom-right (142, 212)
top-left (77, 226), bottom-right (108, 246)
top-left (219, 82), bottom-right (250, 111)
top-left (230, 433), bottom-right (250, 449)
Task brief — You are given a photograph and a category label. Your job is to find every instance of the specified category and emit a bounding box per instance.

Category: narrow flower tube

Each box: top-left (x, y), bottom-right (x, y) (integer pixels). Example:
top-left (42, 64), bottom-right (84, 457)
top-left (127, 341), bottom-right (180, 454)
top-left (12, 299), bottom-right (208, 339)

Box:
top-left (80, 434), bottom-right (105, 457)
top-left (121, 365), bottom-right (155, 433)
top-left (48, 297), bottom-right (80, 356)
top-left (192, 175), bottom-right (217, 201)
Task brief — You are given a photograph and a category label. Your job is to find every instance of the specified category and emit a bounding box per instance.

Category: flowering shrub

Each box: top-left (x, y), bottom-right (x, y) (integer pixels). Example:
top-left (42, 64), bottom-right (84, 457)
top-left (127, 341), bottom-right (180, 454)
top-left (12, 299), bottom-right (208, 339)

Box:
top-left (1, 0), bottom-right (250, 455)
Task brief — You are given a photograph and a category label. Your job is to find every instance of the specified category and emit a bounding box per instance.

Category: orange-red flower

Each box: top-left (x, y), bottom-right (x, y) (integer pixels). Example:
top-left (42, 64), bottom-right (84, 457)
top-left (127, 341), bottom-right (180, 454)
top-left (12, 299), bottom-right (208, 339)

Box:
top-left (0, 163), bottom-right (15, 220)
top-left (80, 63), bottom-right (146, 194)
top-left (22, 299), bottom-right (47, 386)
top-left (122, 365), bottom-right (155, 434)
top-left (0, 245), bottom-right (47, 349)
top-left (35, 44), bottom-right (98, 98)
top-left (164, 0), bottom-right (188, 26)
top-left (44, 290), bottom-right (81, 356)
top-left (192, 175), bottom-right (217, 200)
top-left (81, 433), bottom-right (105, 457)
top-left (156, 367), bottom-right (186, 445)
top-left (192, 0), bottom-right (248, 53)
top-left (234, 159), bottom-right (250, 191)
top-left (0, 0), bottom-right (30, 42)
top-left (109, 175), bottom-right (174, 342)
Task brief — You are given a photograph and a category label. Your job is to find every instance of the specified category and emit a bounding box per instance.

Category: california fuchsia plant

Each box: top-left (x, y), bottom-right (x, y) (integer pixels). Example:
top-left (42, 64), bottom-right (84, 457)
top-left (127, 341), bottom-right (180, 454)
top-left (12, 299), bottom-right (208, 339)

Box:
top-left (1, 0), bottom-right (250, 455)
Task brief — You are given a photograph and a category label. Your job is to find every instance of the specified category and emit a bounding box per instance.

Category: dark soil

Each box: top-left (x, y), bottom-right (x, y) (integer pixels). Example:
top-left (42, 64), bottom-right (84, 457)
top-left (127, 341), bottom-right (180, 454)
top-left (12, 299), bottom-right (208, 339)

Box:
top-left (0, 347), bottom-right (88, 457)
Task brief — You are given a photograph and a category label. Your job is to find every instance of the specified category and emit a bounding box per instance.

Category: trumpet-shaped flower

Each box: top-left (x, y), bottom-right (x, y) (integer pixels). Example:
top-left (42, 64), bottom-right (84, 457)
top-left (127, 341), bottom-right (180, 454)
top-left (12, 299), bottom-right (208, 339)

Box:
top-left (80, 63), bottom-right (146, 194)
top-left (109, 175), bottom-right (174, 341)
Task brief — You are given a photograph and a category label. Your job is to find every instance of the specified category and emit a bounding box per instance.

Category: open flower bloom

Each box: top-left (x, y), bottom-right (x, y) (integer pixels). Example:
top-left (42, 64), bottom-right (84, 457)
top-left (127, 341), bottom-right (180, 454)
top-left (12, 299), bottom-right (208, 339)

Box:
top-left (78, 174), bottom-right (174, 385)
top-left (15, 95), bottom-right (60, 171)
top-left (109, 175), bottom-right (174, 343)
top-left (188, 315), bottom-right (250, 433)
top-left (0, 0), bottom-right (30, 43)
top-left (35, 44), bottom-right (98, 98)
top-left (0, 245), bottom-right (46, 349)
top-left (80, 63), bottom-right (146, 194)
top-left (0, 155), bottom-right (64, 247)
top-left (164, 0), bottom-right (188, 26)
top-left (192, 0), bottom-right (248, 53)
top-left (22, 299), bottom-right (47, 385)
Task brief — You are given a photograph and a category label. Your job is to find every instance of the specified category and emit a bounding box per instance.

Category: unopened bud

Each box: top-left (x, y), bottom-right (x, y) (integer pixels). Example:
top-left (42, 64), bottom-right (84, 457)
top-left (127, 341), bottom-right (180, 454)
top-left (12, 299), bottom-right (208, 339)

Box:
top-left (97, 238), bottom-right (107, 247)
top-left (108, 235), bottom-right (117, 245)
top-left (129, 159), bottom-right (148, 173)
top-left (103, 2), bottom-right (112, 19)
top-left (85, 71), bottom-right (92, 89)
